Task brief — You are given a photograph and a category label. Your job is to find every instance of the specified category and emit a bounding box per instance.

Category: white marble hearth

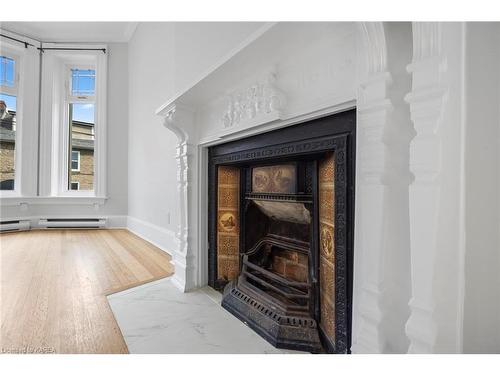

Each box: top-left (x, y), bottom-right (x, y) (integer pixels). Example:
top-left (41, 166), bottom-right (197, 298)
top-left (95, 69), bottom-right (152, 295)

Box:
top-left (107, 278), bottom-right (299, 354)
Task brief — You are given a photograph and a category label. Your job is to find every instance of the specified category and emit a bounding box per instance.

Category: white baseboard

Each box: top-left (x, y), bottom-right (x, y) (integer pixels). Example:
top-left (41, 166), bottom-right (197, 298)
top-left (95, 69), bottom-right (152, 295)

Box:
top-left (106, 215), bottom-right (128, 228)
top-left (126, 216), bottom-right (178, 259)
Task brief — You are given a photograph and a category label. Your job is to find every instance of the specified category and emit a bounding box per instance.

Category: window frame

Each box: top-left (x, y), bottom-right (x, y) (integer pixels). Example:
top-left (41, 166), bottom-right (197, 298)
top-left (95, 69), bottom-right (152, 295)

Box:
top-left (0, 45), bottom-right (23, 197)
top-left (70, 181), bottom-right (79, 190)
top-left (41, 46), bottom-right (107, 199)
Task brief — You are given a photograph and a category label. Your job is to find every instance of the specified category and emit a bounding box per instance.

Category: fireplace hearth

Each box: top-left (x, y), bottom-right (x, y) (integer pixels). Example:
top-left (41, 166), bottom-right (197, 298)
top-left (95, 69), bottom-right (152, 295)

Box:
top-left (208, 110), bottom-right (355, 353)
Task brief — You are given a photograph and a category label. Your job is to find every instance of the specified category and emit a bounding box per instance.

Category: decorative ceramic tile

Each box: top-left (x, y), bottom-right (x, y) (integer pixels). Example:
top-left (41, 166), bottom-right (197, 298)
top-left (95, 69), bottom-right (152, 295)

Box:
top-left (217, 256), bottom-right (240, 281)
top-left (218, 166), bottom-right (240, 185)
top-left (320, 222), bottom-right (335, 262)
top-left (318, 152), bottom-right (336, 343)
top-left (252, 164), bottom-right (296, 193)
top-left (217, 211), bottom-right (239, 233)
top-left (319, 188), bottom-right (334, 224)
top-left (320, 259), bottom-right (335, 299)
top-left (218, 186), bottom-right (239, 208)
top-left (217, 166), bottom-right (240, 281)
top-left (319, 153), bottom-right (335, 183)
top-left (217, 235), bottom-right (239, 256)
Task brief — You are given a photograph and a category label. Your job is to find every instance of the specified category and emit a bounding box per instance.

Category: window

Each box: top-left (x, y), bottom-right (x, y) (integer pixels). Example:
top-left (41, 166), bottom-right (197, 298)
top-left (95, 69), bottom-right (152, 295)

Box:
top-left (71, 150), bottom-right (80, 171)
top-left (37, 45), bottom-right (107, 200)
top-left (67, 68), bottom-right (95, 191)
top-left (0, 56), bottom-right (15, 87)
top-left (71, 69), bottom-right (95, 96)
top-left (0, 54), bottom-right (19, 192)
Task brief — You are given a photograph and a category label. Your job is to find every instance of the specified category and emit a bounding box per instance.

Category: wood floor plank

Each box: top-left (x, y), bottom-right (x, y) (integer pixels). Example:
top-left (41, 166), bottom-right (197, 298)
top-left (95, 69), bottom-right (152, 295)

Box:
top-left (0, 229), bottom-right (174, 354)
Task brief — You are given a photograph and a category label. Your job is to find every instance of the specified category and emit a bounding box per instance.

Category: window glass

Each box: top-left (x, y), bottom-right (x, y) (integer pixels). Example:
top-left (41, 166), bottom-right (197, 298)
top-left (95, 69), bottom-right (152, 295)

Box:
top-left (0, 93), bottom-right (17, 190)
top-left (0, 56), bottom-right (15, 87)
top-left (68, 103), bottom-right (94, 190)
top-left (71, 151), bottom-right (80, 171)
top-left (71, 69), bottom-right (95, 96)
top-left (70, 182), bottom-right (79, 190)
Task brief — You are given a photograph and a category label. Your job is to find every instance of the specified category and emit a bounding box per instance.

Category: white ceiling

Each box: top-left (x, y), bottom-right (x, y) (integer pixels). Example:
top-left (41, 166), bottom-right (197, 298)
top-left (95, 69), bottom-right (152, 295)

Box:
top-left (0, 22), bottom-right (138, 43)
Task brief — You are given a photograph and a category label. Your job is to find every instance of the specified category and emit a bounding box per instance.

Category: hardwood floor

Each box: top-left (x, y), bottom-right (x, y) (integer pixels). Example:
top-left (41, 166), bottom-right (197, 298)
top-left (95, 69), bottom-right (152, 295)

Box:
top-left (0, 229), bottom-right (174, 354)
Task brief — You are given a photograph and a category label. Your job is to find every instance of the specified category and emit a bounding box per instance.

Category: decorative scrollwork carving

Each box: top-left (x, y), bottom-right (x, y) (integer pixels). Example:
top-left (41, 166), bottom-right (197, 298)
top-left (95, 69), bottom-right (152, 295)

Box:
top-left (221, 70), bottom-right (286, 129)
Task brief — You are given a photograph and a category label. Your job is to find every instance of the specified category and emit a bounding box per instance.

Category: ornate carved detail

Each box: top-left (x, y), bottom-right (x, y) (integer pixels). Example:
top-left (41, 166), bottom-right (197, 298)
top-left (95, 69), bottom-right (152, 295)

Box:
top-left (221, 70), bottom-right (286, 129)
top-left (211, 136), bottom-right (342, 165)
top-left (351, 22), bottom-right (395, 354)
top-left (332, 138), bottom-right (349, 353)
top-left (412, 23), bottom-right (441, 62)
top-left (159, 103), bottom-right (196, 290)
top-left (405, 22), bottom-right (447, 354)
top-left (358, 22), bottom-right (388, 76)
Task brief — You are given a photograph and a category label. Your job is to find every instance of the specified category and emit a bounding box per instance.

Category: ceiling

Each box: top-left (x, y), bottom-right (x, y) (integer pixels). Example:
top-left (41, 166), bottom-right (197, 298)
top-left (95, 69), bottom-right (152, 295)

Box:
top-left (0, 22), bottom-right (138, 43)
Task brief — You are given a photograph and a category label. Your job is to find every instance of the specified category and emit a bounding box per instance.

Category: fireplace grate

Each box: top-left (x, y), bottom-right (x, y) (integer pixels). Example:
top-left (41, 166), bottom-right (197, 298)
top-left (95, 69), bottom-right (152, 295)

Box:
top-left (229, 288), bottom-right (316, 328)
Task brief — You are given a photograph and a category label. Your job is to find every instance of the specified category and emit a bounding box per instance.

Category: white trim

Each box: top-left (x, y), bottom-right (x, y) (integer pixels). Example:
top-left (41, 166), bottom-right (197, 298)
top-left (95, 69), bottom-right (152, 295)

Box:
top-left (126, 216), bottom-right (177, 280)
top-left (456, 22), bottom-right (467, 354)
top-left (126, 216), bottom-right (177, 257)
top-left (198, 99), bottom-right (356, 146)
top-left (106, 215), bottom-right (128, 228)
top-left (404, 22), bottom-right (467, 353)
top-left (39, 44), bottom-right (107, 199)
top-left (0, 195), bottom-right (107, 206)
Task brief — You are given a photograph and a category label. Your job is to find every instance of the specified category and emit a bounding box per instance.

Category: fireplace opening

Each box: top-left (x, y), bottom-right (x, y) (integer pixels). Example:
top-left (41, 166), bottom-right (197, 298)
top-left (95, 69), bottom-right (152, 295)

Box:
top-left (208, 109), bottom-right (355, 353)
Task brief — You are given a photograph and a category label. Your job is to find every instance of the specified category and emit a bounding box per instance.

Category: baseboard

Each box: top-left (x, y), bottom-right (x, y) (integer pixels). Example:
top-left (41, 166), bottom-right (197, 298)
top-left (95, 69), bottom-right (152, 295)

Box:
top-left (126, 216), bottom-right (178, 259)
top-left (106, 215), bottom-right (128, 228)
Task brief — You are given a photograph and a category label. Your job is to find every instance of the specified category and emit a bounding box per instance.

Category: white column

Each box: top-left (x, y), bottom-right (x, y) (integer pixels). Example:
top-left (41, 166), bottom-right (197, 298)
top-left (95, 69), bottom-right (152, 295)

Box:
top-left (405, 22), bottom-right (466, 353)
top-left (351, 71), bottom-right (393, 353)
top-left (352, 22), bottom-right (414, 354)
top-left (158, 103), bottom-right (199, 291)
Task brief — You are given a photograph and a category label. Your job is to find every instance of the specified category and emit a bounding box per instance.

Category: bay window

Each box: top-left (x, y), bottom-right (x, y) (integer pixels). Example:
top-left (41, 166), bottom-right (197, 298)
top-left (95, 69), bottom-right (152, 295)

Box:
top-left (0, 52), bottom-right (20, 192)
top-left (0, 32), bottom-right (107, 205)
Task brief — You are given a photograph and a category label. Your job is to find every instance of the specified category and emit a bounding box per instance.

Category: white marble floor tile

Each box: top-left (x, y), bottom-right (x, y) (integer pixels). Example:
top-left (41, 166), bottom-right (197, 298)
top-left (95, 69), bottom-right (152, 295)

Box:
top-left (107, 277), bottom-right (302, 354)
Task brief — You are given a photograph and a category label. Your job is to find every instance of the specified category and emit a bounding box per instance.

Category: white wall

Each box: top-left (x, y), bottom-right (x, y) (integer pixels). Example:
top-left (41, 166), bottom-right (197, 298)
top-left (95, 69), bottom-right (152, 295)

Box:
top-left (463, 22), bottom-right (500, 353)
top-left (105, 42), bottom-right (129, 215)
top-left (127, 22), bottom-right (265, 238)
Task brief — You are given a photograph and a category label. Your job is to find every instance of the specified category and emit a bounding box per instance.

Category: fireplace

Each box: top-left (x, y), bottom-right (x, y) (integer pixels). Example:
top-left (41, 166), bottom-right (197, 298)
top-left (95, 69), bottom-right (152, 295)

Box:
top-left (208, 109), bottom-right (355, 353)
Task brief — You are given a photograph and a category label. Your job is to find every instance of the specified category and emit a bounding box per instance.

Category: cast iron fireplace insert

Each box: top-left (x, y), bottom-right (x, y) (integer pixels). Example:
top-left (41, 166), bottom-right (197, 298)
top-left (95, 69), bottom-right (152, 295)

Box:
top-left (207, 109), bottom-right (355, 353)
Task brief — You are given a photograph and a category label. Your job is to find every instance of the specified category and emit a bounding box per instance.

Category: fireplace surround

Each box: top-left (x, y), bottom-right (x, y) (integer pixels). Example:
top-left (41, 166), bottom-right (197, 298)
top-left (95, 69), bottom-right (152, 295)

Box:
top-left (153, 22), bottom-right (474, 354)
top-left (208, 109), bottom-right (356, 353)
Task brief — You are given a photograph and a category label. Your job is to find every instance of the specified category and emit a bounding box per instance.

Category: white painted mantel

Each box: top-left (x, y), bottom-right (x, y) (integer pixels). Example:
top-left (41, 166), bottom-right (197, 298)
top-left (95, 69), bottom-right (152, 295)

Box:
top-left (155, 22), bottom-right (468, 353)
